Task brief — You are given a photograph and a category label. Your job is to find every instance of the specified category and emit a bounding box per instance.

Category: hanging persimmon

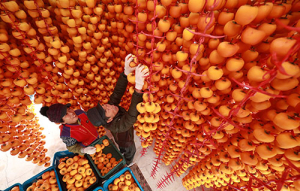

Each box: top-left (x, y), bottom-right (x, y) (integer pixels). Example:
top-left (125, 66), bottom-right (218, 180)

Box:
top-left (123, 4), bottom-right (134, 15)
top-left (188, 0), bottom-right (205, 13)
top-left (155, 5), bottom-right (167, 18)
top-left (145, 0), bottom-right (154, 11)
top-left (217, 41), bottom-right (239, 57)
top-left (267, 4), bottom-right (286, 19)
top-left (158, 18), bottom-right (170, 33)
top-left (165, 7), bottom-right (179, 19)
top-left (270, 37), bottom-right (297, 58)
top-left (223, 20), bottom-right (242, 37)
top-left (251, 3), bottom-right (273, 23)
top-left (235, 5), bottom-right (258, 26)
top-left (137, 11), bottom-right (147, 23)
top-left (241, 27), bottom-right (266, 46)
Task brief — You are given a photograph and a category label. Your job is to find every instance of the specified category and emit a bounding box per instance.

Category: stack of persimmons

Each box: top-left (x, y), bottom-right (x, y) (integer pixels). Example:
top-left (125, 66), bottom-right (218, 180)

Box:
top-left (134, 93), bottom-right (161, 148)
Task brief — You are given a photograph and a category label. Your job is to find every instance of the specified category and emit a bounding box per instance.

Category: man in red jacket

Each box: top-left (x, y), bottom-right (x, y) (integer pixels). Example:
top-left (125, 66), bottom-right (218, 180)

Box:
top-left (40, 103), bottom-right (98, 155)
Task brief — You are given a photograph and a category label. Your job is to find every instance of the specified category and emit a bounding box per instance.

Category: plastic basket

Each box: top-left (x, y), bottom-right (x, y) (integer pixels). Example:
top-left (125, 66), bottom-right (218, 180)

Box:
top-left (87, 135), bottom-right (126, 180)
top-left (103, 167), bottom-right (144, 191)
top-left (22, 166), bottom-right (55, 191)
top-left (52, 150), bottom-right (100, 191)
top-left (3, 183), bottom-right (24, 191)
top-left (93, 186), bottom-right (104, 191)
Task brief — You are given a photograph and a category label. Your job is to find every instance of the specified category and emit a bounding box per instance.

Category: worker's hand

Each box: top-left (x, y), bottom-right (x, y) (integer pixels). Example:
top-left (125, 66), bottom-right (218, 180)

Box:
top-left (124, 54), bottom-right (136, 76)
top-left (81, 146), bottom-right (96, 155)
top-left (135, 64), bottom-right (149, 90)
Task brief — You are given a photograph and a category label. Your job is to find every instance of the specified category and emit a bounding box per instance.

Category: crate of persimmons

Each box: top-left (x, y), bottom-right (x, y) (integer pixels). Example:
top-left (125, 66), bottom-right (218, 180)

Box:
top-left (22, 166), bottom-right (60, 191)
top-left (4, 183), bottom-right (23, 191)
top-left (103, 167), bottom-right (143, 191)
top-left (52, 150), bottom-right (100, 191)
top-left (87, 135), bottom-right (126, 180)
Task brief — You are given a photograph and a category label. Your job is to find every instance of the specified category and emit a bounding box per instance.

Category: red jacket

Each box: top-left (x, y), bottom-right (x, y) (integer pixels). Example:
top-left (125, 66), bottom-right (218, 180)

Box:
top-left (60, 110), bottom-right (99, 146)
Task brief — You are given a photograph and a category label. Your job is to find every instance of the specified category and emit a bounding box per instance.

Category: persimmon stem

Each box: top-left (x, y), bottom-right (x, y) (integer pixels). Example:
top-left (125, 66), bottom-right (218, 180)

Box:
top-left (230, 77), bottom-right (287, 98)
top-left (174, 66), bottom-right (203, 77)
top-left (186, 28), bottom-right (225, 39)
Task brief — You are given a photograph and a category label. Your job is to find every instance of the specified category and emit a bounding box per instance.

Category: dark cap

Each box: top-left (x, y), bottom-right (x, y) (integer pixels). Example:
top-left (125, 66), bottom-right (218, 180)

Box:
top-left (87, 103), bottom-right (107, 127)
top-left (40, 103), bottom-right (71, 123)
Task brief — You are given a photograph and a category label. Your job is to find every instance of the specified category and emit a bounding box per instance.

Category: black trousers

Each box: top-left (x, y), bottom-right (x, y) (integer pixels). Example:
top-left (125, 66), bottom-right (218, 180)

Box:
top-left (114, 127), bottom-right (136, 165)
top-left (119, 143), bottom-right (136, 165)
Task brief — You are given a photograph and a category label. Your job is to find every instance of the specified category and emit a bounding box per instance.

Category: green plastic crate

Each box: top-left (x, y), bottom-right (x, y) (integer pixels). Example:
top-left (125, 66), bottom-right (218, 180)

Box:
top-left (87, 135), bottom-right (126, 180)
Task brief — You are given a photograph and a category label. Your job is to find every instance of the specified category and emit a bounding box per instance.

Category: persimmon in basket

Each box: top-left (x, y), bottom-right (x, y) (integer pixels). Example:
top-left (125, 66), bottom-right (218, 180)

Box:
top-left (107, 171), bottom-right (141, 191)
top-left (26, 170), bottom-right (59, 191)
top-left (10, 186), bottom-right (20, 191)
top-left (90, 139), bottom-right (123, 176)
top-left (57, 155), bottom-right (97, 190)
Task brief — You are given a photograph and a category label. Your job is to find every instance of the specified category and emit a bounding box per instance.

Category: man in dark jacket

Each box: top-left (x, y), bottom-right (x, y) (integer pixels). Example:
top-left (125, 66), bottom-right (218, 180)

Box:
top-left (87, 54), bottom-right (148, 165)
